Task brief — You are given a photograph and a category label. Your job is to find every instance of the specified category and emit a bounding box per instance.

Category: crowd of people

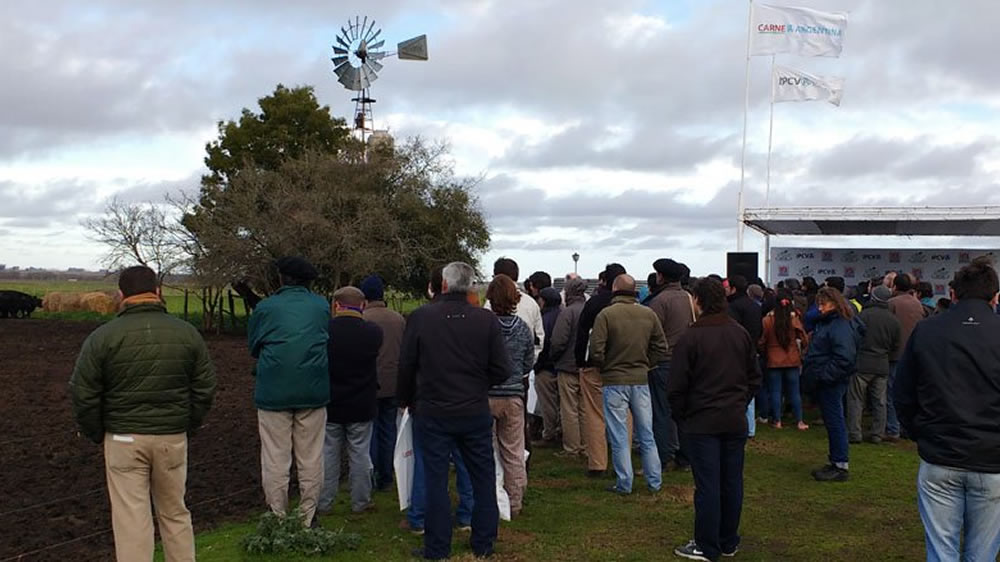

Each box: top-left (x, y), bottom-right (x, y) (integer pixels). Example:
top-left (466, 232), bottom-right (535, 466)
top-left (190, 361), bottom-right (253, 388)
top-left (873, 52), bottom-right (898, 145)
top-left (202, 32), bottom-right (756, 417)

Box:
top-left (68, 253), bottom-right (1000, 562)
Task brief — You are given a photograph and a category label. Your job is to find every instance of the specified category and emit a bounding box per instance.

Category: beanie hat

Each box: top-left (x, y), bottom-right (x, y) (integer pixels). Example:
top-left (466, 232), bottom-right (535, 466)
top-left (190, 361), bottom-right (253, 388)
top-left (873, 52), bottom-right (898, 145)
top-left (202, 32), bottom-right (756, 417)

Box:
top-left (360, 275), bottom-right (385, 301)
top-left (871, 285), bottom-right (892, 303)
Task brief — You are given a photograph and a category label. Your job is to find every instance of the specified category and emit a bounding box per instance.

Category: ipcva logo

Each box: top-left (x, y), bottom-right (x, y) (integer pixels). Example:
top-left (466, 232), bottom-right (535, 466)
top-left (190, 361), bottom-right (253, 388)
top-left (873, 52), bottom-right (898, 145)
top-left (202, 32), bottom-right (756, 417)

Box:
top-left (795, 252), bottom-right (815, 260)
top-left (778, 76), bottom-right (815, 87)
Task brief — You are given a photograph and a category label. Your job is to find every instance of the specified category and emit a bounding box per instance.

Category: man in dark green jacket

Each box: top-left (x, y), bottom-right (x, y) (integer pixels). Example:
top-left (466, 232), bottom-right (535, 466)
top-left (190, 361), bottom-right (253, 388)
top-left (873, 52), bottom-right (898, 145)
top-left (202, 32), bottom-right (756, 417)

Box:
top-left (70, 265), bottom-right (216, 562)
top-left (247, 256), bottom-right (330, 527)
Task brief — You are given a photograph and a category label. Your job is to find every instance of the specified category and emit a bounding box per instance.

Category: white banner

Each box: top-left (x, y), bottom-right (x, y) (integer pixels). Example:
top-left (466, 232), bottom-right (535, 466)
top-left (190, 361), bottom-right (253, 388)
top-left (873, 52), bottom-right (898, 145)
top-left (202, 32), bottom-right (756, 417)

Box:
top-left (773, 65), bottom-right (844, 106)
top-left (770, 247), bottom-right (999, 296)
top-left (750, 4), bottom-right (848, 57)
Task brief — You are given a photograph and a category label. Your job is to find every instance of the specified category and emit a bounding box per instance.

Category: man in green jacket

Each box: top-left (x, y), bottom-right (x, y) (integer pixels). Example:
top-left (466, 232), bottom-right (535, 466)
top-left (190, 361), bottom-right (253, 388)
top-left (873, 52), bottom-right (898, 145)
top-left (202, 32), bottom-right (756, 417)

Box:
top-left (70, 265), bottom-right (216, 562)
top-left (248, 257), bottom-right (330, 526)
top-left (589, 274), bottom-right (668, 495)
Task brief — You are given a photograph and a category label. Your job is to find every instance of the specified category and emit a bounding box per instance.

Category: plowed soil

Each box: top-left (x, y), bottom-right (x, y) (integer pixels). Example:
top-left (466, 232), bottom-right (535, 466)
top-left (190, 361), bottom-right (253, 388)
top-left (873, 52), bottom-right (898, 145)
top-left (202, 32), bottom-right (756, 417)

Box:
top-left (0, 320), bottom-right (264, 561)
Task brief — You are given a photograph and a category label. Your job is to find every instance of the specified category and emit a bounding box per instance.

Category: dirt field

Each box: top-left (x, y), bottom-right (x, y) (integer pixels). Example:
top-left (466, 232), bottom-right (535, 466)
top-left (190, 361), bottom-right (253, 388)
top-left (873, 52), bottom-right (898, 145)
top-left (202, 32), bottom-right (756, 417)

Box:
top-left (0, 319), bottom-right (265, 561)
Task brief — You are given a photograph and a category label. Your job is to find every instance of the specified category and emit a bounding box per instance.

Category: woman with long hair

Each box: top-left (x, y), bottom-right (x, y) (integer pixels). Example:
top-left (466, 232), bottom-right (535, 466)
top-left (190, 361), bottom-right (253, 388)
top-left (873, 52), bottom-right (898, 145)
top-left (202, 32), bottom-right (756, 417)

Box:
top-left (760, 289), bottom-right (809, 430)
top-left (803, 287), bottom-right (864, 482)
top-left (485, 274), bottom-right (535, 517)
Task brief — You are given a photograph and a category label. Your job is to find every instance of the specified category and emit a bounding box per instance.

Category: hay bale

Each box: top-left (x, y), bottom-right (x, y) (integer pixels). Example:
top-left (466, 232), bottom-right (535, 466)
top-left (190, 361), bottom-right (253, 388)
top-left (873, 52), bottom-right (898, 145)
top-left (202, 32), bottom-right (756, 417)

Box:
top-left (58, 293), bottom-right (86, 312)
top-left (81, 292), bottom-right (115, 315)
top-left (42, 292), bottom-right (63, 312)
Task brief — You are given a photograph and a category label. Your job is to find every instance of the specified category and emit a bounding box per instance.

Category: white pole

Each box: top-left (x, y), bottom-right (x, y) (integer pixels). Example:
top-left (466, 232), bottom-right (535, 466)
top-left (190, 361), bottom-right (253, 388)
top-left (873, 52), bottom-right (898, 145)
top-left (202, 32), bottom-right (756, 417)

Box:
top-left (765, 233), bottom-right (771, 286)
top-left (737, 0), bottom-right (754, 252)
top-left (765, 54), bottom-right (776, 208)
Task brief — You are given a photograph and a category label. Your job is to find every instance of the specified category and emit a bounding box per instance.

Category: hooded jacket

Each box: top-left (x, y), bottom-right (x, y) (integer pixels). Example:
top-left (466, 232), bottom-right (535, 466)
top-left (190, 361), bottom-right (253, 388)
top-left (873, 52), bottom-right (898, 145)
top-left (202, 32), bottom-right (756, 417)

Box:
top-left (534, 288), bottom-right (563, 373)
top-left (648, 282), bottom-right (696, 361)
top-left (490, 315), bottom-right (535, 397)
top-left (856, 301), bottom-right (901, 376)
top-left (588, 293), bottom-right (668, 386)
top-left (550, 279), bottom-right (587, 373)
top-left (803, 311), bottom-right (865, 384)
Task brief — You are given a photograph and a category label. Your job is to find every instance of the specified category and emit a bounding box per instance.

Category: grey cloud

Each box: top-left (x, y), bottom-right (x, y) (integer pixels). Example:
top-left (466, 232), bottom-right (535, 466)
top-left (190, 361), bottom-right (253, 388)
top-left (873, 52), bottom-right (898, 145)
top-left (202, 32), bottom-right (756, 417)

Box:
top-left (809, 136), bottom-right (993, 181)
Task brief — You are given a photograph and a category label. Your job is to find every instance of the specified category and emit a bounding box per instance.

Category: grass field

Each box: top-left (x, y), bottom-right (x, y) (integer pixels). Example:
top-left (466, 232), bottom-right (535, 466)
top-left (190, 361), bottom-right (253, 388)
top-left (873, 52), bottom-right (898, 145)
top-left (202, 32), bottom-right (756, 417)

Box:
top-left (0, 280), bottom-right (424, 326)
top-left (161, 423), bottom-right (931, 562)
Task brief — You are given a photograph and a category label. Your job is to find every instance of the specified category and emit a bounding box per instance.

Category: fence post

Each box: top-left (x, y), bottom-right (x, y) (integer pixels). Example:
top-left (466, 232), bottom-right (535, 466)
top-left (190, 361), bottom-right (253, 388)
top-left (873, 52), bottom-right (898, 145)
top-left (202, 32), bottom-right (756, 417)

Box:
top-left (217, 290), bottom-right (224, 335)
top-left (183, 289), bottom-right (189, 321)
top-left (228, 290), bottom-right (237, 331)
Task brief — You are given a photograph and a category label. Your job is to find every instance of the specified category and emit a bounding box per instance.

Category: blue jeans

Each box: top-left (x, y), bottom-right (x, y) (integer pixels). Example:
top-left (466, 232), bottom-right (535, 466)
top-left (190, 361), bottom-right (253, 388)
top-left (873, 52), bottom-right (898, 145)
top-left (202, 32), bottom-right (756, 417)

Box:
top-left (685, 433), bottom-right (747, 561)
top-left (886, 362), bottom-right (900, 437)
top-left (603, 385), bottom-right (662, 493)
top-left (370, 398), bottom-right (398, 489)
top-left (407, 425), bottom-right (475, 529)
top-left (648, 362), bottom-right (680, 463)
top-left (918, 460), bottom-right (1000, 562)
top-left (817, 380), bottom-right (849, 467)
top-left (767, 367), bottom-right (803, 423)
top-left (413, 414), bottom-right (497, 560)
top-left (745, 399), bottom-right (756, 437)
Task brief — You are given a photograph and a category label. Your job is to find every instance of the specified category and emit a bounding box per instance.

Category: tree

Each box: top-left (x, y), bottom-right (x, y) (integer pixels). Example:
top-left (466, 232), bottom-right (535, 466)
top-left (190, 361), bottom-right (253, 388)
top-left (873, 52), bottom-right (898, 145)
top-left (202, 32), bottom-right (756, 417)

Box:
top-left (183, 84), bottom-right (491, 298)
top-left (200, 84), bottom-right (351, 204)
top-left (82, 197), bottom-right (184, 284)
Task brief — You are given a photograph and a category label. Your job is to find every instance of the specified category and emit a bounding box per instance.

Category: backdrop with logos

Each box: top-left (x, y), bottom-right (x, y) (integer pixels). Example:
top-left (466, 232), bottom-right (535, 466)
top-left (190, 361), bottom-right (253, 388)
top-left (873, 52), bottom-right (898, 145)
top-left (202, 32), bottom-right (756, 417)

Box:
top-left (770, 247), bottom-right (999, 295)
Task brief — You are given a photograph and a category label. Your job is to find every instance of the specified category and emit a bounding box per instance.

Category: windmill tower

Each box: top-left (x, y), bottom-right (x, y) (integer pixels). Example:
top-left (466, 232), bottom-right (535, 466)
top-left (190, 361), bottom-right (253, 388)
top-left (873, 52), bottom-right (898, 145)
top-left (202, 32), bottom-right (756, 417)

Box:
top-left (331, 17), bottom-right (428, 143)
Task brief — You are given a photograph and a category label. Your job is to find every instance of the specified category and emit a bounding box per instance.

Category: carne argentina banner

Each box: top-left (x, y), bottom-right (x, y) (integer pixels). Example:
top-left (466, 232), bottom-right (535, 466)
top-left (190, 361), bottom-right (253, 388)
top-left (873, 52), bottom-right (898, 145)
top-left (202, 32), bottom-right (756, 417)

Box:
top-left (751, 4), bottom-right (848, 57)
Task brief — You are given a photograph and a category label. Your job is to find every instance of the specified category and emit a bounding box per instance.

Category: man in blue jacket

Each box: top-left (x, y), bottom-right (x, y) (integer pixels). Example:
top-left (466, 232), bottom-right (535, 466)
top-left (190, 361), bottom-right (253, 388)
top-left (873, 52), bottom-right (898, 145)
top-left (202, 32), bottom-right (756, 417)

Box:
top-left (248, 257), bottom-right (331, 526)
top-left (895, 258), bottom-right (1000, 561)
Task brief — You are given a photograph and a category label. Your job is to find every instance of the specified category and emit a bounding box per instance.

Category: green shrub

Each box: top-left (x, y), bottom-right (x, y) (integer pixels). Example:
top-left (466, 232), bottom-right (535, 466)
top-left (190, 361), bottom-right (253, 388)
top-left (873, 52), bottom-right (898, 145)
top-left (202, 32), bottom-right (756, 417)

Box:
top-left (242, 510), bottom-right (361, 556)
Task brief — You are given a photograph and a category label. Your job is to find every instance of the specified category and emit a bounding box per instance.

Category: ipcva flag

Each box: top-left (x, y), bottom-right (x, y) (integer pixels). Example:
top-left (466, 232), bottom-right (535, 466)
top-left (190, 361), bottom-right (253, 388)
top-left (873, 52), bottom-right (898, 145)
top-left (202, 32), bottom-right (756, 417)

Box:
top-left (751, 4), bottom-right (848, 57)
top-left (773, 65), bottom-right (844, 106)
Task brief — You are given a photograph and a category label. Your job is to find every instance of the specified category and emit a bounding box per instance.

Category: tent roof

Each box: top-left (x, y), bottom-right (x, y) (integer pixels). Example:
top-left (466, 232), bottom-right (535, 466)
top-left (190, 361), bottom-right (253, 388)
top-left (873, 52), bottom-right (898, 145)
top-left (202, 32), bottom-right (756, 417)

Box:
top-left (743, 206), bottom-right (1000, 237)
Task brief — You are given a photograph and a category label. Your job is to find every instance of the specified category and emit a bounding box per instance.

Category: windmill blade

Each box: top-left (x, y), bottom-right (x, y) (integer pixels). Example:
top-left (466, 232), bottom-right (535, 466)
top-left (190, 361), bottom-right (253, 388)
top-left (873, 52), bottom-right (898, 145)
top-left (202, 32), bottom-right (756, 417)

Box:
top-left (368, 51), bottom-right (387, 61)
top-left (338, 67), bottom-right (358, 89)
top-left (361, 16), bottom-right (368, 40)
top-left (333, 46), bottom-right (348, 55)
top-left (368, 28), bottom-right (382, 45)
top-left (353, 16), bottom-right (361, 39)
top-left (337, 30), bottom-right (350, 49)
top-left (363, 20), bottom-right (377, 42)
top-left (369, 39), bottom-right (385, 50)
top-left (397, 35), bottom-right (428, 60)
top-left (364, 60), bottom-right (383, 73)
top-left (331, 55), bottom-right (348, 67)
top-left (333, 63), bottom-right (354, 78)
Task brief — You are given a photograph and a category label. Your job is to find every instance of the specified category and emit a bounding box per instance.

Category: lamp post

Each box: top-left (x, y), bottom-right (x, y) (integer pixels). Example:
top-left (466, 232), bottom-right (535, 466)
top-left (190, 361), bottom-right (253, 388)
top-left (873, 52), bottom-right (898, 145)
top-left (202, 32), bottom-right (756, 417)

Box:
top-left (572, 252), bottom-right (580, 274)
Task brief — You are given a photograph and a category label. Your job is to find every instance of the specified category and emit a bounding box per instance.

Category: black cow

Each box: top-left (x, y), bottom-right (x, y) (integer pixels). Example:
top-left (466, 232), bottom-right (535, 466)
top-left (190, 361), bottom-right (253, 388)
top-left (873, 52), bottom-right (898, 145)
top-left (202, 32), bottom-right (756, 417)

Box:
top-left (0, 290), bottom-right (44, 318)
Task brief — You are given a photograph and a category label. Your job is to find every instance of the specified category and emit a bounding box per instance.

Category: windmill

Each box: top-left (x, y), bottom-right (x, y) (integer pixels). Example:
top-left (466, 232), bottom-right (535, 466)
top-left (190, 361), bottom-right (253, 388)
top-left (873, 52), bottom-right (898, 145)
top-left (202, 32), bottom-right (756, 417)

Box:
top-left (331, 16), bottom-right (428, 143)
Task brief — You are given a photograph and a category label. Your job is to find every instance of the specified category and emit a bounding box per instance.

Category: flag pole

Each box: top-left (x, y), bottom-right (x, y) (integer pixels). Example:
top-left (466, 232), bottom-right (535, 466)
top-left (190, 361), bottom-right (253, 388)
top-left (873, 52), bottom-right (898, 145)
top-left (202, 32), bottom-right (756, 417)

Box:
top-left (737, 0), bottom-right (753, 252)
top-left (765, 54), bottom-right (776, 207)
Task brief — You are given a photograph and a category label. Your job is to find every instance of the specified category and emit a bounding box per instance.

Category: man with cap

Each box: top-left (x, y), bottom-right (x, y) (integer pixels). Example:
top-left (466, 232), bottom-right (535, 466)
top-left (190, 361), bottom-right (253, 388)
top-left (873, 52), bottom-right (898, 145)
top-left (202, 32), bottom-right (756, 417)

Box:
top-left (361, 275), bottom-right (406, 492)
top-left (248, 256), bottom-right (330, 526)
top-left (318, 286), bottom-right (383, 515)
top-left (648, 258), bottom-right (696, 470)
top-left (847, 285), bottom-right (901, 444)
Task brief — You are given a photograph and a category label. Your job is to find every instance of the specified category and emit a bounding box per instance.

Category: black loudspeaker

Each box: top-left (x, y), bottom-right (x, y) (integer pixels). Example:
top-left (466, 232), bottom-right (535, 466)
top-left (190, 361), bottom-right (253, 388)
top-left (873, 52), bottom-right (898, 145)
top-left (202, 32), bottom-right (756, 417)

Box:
top-left (727, 252), bottom-right (759, 283)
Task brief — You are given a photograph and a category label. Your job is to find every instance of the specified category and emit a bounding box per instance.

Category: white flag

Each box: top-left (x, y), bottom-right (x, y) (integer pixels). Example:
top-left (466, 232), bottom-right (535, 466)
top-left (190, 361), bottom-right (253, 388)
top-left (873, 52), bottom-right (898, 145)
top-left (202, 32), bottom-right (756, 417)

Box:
top-left (773, 66), bottom-right (844, 106)
top-left (750, 4), bottom-right (848, 57)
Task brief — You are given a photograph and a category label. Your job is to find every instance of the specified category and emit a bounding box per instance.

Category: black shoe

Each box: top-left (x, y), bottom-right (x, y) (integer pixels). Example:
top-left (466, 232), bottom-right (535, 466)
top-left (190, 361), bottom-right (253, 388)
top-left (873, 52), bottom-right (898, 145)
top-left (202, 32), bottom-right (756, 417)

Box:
top-left (722, 544), bottom-right (740, 557)
top-left (605, 485), bottom-right (630, 496)
top-left (587, 469), bottom-right (606, 478)
top-left (813, 465), bottom-right (849, 482)
top-left (411, 548), bottom-right (447, 560)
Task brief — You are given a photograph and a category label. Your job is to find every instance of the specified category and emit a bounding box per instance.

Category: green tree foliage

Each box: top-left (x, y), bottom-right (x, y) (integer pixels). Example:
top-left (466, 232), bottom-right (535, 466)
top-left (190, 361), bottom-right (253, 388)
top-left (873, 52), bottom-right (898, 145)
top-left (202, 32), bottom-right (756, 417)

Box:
top-left (183, 84), bottom-right (490, 297)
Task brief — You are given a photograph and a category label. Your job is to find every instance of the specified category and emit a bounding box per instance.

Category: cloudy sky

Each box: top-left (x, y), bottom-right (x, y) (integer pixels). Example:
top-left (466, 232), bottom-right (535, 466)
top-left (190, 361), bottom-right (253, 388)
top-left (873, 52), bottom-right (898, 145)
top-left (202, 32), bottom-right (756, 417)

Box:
top-left (3, 0), bottom-right (1000, 279)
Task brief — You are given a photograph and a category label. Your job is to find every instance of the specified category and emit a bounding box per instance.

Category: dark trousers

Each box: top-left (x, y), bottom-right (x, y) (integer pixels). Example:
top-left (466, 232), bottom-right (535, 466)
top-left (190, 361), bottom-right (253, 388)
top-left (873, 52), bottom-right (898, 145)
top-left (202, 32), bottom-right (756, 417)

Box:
top-left (370, 398), bottom-right (398, 489)
top-left (414, 413), bottom-right (498, 560)
top-left (685, 433), bottom-right (747, 561)
top-left (755, 356), bottom-right (769, 419)
top-left (818, 380), bottom-right (849, 466)
top-left (648, 362), bottom-right (681, 464)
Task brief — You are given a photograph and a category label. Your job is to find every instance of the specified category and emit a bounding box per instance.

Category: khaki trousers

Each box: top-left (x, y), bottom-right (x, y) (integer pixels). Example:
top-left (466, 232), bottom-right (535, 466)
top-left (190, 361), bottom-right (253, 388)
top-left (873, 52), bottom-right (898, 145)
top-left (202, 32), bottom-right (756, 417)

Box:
top-left (490, 396), bottom-right (527, 514)
top-left (580, 367), bottom-right (607, 471)
top-left (258, 408), bottom-right (327, 524)
top-left (557, 371), bottom-right (585, 455)
top-left (104, 432), bottom-right (193, 562)
top-left (535, 370), bottom-right (561, 441)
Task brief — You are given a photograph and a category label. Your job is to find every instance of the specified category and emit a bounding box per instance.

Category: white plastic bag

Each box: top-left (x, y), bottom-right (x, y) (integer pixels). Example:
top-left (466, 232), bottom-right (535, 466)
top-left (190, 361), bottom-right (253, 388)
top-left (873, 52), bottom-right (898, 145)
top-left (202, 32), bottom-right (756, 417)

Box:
top-left (526, 370), bottom-right (539, 415)
top-left (495, 447), bottom-right (512, 521)
top-left (393, 409), bottom-right (415, 511)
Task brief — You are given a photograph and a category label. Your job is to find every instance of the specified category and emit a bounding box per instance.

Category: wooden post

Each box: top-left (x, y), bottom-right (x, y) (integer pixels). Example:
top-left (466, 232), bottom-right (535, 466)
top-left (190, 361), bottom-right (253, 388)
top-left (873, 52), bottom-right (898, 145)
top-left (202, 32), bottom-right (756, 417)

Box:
top-left (228, 290), bottom-right (236, 331)
top-left (217, 290), bottom-right (223, 335)
top-left (183, 289), bottom-right (189, 321)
